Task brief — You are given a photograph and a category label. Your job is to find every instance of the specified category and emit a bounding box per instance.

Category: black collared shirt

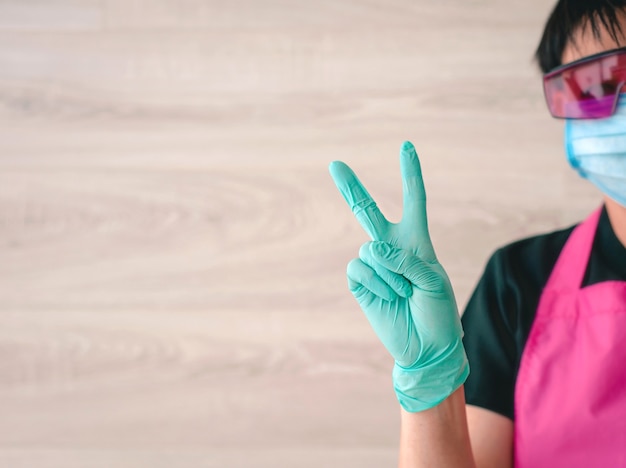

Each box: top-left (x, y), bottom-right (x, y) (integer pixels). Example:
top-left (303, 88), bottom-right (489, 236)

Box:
top-left (462, 206), bottom-right (626, 420)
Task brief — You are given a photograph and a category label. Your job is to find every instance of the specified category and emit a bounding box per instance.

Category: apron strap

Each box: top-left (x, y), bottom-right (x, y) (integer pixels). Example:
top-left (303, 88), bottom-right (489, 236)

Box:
top-left (544, 207), bottom-right (603, 292)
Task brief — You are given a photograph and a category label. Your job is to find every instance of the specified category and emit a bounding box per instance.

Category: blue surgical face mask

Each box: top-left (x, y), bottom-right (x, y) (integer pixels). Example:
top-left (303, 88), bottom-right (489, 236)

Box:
top-left (565, 94), bottom-right (626, 207)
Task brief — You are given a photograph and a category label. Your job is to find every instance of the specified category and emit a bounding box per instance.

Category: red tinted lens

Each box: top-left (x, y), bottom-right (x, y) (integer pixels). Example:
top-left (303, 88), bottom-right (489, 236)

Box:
top-left (544, 50), bottom-right (626, 119)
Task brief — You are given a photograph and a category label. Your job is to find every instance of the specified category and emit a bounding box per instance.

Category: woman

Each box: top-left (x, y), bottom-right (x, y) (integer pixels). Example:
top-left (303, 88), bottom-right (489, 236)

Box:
top-left (329, 1), bottom-right (626, 466)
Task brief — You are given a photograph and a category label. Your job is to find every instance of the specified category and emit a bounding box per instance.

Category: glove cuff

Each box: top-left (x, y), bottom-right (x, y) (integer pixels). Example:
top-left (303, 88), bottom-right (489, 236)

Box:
top-left (392, 338), bottom-right (470, 412)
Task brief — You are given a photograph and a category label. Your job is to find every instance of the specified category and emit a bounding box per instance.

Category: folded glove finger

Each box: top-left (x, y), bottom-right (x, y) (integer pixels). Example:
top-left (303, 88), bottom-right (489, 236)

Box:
top-left (369, 242), bottom-right (445, 293)
top-left (347, 258), bottom-right (397, 302)
top-left (359, 242), bottom-right (413, 298)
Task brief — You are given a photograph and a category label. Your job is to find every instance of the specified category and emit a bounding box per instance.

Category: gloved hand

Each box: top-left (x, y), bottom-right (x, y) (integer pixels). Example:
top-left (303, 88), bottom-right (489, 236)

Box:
top-left (329, 141), bottom-right (469, 412)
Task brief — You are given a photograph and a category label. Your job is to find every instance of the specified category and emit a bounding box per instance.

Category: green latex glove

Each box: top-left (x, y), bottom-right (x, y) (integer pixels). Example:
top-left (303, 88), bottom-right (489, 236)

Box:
top-left (329, 141), bottom-right (469, 412)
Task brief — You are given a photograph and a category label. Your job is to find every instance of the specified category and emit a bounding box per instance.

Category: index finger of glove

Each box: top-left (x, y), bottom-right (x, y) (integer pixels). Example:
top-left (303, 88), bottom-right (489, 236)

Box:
top-left (329, 161), bottom-right (388, 240)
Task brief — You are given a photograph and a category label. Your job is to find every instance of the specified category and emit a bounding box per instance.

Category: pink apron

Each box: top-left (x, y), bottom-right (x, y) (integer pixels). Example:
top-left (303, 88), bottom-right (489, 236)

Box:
top-left (515, 208), bottom-right (626, 467)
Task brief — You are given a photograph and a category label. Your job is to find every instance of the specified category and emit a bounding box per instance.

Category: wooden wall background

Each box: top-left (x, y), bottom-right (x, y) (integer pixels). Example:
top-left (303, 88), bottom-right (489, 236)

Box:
top-left (0, 1), bottom-right (601, 467)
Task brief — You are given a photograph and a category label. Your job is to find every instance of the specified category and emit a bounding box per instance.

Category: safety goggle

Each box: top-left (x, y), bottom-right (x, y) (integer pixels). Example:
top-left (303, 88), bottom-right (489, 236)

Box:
top-left (543, 46), bottom-right (626, 119)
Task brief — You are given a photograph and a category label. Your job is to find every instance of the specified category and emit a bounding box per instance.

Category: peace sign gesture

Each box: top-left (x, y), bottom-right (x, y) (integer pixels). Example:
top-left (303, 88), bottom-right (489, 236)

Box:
top-left (329, 141), bottom-right (469, 413)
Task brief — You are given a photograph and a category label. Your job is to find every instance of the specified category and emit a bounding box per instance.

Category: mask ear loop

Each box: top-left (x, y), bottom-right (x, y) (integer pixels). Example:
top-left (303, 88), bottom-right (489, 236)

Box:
top-left (564, 118), bottom-right (580, 170)
top-left (610, 82), bottom-right (626, 115)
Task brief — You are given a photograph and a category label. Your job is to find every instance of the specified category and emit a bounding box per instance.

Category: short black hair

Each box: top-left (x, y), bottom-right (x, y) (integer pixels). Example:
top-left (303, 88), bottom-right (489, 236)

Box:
top-left (535, 0), bottom-right (626, 73)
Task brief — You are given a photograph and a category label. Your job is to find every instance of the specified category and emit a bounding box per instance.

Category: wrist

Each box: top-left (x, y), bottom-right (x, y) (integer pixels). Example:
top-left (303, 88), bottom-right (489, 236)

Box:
top-left (399, 386), bottom-right (476, 468)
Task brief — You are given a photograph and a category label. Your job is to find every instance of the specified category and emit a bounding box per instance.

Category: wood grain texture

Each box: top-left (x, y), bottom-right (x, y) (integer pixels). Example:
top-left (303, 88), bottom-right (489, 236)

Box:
top-left (0, 1), bottom-right (603, 467)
